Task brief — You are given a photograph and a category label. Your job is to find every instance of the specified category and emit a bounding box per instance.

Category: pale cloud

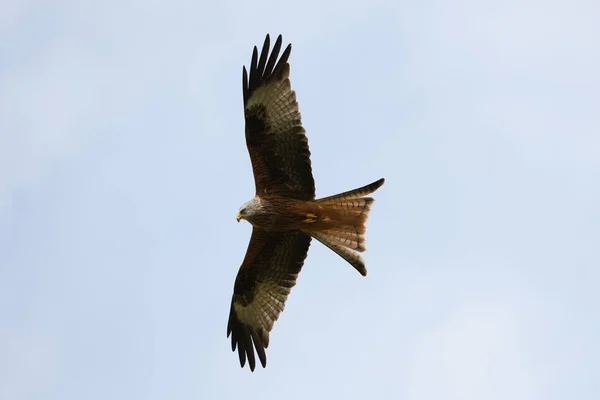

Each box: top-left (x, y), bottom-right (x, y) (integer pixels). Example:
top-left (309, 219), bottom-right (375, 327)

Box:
top-left (407, 296), bottom-right (537, 400)
top-left (1, 0), bottom-right (598, 399)
top-left (0, 329), bottom-right (60, 400)
top-left (0, 45), bottom-right (99, 208)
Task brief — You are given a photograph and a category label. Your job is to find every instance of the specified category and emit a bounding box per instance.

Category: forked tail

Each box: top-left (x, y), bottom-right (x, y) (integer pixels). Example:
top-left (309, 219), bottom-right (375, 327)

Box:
top-left (309, 178), bottom-right (384, 276)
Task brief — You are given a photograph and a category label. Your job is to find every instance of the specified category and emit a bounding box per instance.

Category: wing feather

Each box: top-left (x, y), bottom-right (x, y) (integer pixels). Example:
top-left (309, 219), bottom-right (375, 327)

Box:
top-left (227, 229), bottom-right (311, 371)
top-left (263, 35), bottom-right (282, 85)
top-left (256, 36), bottom-right (270, 78)
top-left (242, 34), bottom-right (315, 199)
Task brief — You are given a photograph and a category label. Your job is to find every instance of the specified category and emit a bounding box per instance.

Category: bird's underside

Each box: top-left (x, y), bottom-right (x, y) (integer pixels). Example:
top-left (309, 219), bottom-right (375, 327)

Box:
top-left (227, 34), bottom-right (385, 371)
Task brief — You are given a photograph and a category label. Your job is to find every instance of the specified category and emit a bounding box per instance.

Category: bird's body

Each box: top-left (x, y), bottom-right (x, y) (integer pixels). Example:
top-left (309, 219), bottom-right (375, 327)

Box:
top-left (238, 193), bottom-right (370, 232)
top-left (227, 34), bottom-right (384, 371)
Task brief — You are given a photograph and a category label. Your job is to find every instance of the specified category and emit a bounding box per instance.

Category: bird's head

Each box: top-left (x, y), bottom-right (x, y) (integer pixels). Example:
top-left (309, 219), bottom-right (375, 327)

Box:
top-left (237, 198), bottom-right (259, 223)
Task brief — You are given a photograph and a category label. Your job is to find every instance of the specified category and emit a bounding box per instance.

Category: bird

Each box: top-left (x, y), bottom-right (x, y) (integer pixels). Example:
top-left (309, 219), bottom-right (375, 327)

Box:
top-left (227, 34), bottom-right (385, 371)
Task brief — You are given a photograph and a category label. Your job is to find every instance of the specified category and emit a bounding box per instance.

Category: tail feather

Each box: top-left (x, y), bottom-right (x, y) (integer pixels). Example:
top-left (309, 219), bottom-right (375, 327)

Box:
top-left (320, 226), bottom-right (366, 251)
top-left (320, 198), bottom-right (374, 220)
top-left (316, 178), bottom-right (384, 204)
top-left (310, 231), bottom-right (367, 276)
top-left (308, 178), bottom-right (385, 276)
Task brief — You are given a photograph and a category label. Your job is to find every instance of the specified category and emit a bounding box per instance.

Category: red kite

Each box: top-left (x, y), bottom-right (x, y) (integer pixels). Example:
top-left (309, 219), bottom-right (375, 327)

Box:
top-left (228, 34), bottom-right (384, 371)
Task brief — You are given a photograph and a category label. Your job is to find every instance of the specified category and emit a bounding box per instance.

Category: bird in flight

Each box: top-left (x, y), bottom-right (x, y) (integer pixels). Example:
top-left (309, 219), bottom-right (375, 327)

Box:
top-left (227, 34), bottom-right (385, 371)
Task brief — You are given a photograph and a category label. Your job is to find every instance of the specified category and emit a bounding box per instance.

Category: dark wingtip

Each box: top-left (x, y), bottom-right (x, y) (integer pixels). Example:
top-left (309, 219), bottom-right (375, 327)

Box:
top-left (229, 307), bottom-right (266, 371)
top-left (244, 34), bottom-right (291, 106)
top-left (251, 328), bottom-right (267, 369)
top-left (257, 35), bottom-right (270, 77)
top-left (355, 263), bottom-right (368, 276)
top-left (242, 66), bottom-right (248, 104)
top-left (273, 43), bottom-right (292, 77)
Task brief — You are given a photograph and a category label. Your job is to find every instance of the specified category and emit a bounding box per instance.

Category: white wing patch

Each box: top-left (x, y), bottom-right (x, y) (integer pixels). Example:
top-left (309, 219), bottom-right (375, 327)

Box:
top-left (233, 280), bottom-right (293, 334)
top-left (246, 68), bottom-right (301, 138)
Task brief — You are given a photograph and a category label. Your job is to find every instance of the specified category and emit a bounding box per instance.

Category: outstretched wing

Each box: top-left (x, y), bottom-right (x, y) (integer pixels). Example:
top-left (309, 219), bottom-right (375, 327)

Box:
top-left (227, 228), bottom-right (311, 371)
top-left (242, 34), bottom-right (315, 200)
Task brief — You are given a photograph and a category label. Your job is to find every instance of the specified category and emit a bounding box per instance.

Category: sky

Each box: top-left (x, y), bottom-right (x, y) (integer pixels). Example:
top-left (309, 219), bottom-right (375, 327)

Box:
top-left (1, 0), bottom-right (599, 399)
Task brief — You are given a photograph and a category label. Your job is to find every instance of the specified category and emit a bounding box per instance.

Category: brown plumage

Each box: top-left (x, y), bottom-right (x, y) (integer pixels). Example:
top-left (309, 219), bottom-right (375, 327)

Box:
top-left (228, 34), bottom-right (385, 371)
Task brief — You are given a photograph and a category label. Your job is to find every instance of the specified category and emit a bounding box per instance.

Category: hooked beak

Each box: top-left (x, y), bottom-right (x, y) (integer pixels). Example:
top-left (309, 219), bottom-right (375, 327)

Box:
top-left (236, 213), bottom-right (242, 222)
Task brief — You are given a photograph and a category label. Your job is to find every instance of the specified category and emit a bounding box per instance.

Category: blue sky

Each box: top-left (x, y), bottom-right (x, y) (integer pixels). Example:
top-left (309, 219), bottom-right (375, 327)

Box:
top-left (1, 0), bottom-right (599, 399)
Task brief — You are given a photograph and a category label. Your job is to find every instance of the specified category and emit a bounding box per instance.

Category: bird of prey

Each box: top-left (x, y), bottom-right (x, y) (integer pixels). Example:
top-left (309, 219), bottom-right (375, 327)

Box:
top-left (227, 34), bottom-right (385, 371)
